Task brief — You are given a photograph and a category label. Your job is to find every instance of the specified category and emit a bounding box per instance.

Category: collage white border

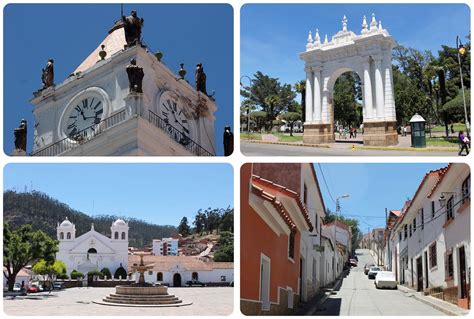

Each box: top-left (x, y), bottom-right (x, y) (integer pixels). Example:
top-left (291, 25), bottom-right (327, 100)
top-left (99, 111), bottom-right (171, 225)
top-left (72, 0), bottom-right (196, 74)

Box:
top-left (0, 0), bottom-right (472, 318)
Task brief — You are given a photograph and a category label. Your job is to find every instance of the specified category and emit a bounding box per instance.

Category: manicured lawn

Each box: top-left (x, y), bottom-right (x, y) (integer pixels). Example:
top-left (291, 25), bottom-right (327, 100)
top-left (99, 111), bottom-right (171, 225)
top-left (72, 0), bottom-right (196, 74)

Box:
top-left (429, 123), bottom-right (465, 133)
top-left (426, 137), bottom-right (459, 147)
top-left (273, 133), bottom-right (303, 142)
top-left (240, 132), bottom-right (262, 140)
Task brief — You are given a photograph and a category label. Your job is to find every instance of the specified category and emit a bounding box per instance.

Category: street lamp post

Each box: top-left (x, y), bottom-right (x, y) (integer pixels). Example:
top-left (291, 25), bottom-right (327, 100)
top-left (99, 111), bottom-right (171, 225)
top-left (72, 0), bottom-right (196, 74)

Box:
top-left (334, 194), bottom-right (349, 281)
top-left (456, 36), bottom-right (470, 135)
top-left (240, 75), bottom-right (253, 136)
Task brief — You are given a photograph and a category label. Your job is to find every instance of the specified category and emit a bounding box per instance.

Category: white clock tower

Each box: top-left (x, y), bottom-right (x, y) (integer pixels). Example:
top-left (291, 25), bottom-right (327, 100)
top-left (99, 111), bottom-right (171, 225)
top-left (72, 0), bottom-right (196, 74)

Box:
top-left (30, 13), bottom-right (216, 156)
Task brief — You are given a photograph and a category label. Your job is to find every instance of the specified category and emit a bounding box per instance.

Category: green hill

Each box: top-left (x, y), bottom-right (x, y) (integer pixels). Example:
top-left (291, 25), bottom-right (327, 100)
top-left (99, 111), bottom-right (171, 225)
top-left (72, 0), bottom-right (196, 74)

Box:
top-left (3, 190), bottom-right (177, 248)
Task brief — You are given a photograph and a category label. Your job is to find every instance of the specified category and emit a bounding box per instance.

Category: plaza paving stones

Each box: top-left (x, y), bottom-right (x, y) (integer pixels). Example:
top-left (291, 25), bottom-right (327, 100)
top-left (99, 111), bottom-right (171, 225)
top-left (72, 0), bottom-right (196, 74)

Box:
top-left (3, 287), bottom-right (233, 316)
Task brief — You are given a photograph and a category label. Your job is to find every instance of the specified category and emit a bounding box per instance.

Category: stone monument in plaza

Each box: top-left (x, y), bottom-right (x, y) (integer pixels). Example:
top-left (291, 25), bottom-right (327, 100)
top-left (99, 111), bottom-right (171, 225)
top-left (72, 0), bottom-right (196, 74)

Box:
top-left (300, 14), bottom-right (398, 146)
top-left (95, 253), bottom-right (191, 307)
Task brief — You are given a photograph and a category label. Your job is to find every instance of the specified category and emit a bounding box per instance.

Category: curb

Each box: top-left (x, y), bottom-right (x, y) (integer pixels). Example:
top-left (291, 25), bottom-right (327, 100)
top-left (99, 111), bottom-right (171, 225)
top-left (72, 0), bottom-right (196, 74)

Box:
top-left (397, 285), bottom-right (467, 316)
top-left (241, 140), bottom-right (457, 152)
top-left (242, 140), bottom-right (330, 148)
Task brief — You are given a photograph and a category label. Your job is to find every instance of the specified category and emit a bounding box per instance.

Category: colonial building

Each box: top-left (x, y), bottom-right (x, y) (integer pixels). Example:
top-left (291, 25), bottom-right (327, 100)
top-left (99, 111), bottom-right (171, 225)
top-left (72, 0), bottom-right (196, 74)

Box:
top-left (29, 11), bottom-right (216, 157)
top-left (385, 163), bottom-right (470, 309)
top-left (240, 163), bottom-right (328, 315)
top-left (56, 218), bottom-right (129, 277)
top-left (128, 255), bottom-right (233, 287)
top-left (323, 220), bottom-right (352, 278)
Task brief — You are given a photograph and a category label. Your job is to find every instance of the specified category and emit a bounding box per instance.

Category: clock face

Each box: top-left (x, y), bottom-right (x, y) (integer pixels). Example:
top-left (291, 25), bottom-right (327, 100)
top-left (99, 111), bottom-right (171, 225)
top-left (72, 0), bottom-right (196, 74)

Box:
top-left (159, 97), bottom-right (190, 138)
top-left (65, 96), bottom-right (104, 140)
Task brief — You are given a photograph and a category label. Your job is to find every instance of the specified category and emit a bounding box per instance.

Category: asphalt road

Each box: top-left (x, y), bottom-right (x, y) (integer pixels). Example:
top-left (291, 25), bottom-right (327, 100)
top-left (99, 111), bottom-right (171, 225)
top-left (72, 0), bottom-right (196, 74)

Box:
top-left (313, 249), bottom-right (445, 316)
top-left (241, 142), bottom-right (458, 157)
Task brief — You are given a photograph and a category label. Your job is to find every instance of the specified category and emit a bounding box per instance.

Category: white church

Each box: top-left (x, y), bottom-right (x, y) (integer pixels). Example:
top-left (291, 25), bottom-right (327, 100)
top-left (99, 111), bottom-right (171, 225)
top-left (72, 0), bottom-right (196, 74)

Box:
top-left (56, 218), bottom-right (129, 276)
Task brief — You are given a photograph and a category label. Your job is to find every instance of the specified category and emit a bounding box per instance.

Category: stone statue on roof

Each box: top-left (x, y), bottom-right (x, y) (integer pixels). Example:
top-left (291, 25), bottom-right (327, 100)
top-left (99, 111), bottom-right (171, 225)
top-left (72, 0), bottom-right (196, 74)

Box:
top-left (195, 63), bottom-right (207, 95)
top-left (14, 119), bottom-right (27, 152)
top-left (122, 10), bottom-right (144, 47)
top-left (41, 59), bottom-right (54, 89)
top-left (126, 58), bottom-right (144, 93)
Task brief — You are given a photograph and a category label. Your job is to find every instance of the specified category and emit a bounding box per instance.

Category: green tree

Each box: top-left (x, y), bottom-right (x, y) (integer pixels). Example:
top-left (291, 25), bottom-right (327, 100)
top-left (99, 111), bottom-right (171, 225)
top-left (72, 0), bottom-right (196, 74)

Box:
top-left (250, 111), bottom-right (267, 132)
top-left (100, 267), bottom-right (112, 279)
top-left (294, 80), bottom-right (306, 122)
top-left (240, 71), bottom-right (296, 128)
top-left (3, 223), bottom-right (58, 291)
top-left (178, 217), bottom-right (191, 237)
top-left (333, 72), bottom-right (361, 127)
top-left (280, 112), bottom-right (302, 136)
top-left (219, 207), bottom-right (234, 232)
top-left (193, 210), bottom-right (206, 235)
top-left (32, 259), bottom-right (67, 290)
top-left (214, 231), bottom-right (234, 262)
top-left (70, 269), bottom-right (84, 280)
top-left (114, 266), bottom-right (127, 279)
top-left (324, 209), bottom-right (361, 254)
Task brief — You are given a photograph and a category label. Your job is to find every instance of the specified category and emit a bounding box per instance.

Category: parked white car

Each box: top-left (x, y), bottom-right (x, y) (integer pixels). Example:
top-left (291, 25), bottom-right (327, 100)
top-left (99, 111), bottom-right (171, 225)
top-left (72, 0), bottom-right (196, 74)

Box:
top-left (367, 266), bottom-right (382, 279)
top-left (375, 271), bottom-right (397, 289)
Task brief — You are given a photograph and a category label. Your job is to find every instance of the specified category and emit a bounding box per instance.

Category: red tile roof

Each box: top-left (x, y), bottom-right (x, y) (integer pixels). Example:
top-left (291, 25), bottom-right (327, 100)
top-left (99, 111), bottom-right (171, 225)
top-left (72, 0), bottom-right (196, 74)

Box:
top-left (128, 255), bottom-right (233, 272)
top-left (250, 182), bottom-right (297, 232)
top-left (252, 175), bottom-right (314, 231)
top-left (427, 164), bottom-right (452, 198)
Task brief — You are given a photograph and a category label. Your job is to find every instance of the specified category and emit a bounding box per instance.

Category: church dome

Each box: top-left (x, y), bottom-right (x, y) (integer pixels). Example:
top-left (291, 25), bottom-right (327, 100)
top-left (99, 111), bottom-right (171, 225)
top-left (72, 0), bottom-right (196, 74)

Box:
top-left (113, 219), bottom-right (126, 226)
top-left (60, 217), bottom-right (73, 227)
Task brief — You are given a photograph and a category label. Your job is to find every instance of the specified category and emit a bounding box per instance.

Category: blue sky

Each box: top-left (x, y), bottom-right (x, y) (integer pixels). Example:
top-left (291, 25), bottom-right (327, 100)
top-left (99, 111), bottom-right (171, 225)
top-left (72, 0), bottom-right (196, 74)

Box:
top-left (4, 3), bottom-right (233, 156)
top-left (314, 163), bottom-right (450, 231)
top-left (4, 163), bottom-right (234, 226)
top-left (241, 3), bottom-right (470, 89)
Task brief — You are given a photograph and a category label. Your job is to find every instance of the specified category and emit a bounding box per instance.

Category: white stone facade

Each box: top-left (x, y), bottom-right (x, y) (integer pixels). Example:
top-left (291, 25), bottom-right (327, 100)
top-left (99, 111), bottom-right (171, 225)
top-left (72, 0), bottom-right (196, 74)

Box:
top-left (31, 26), bottom-right (216, 156)
top-left (300, 14), bottom-right (396, 125)
top-left (56, 218), bottom-right (129, 277)
top-left (387, 164), bottom-right (470, 307)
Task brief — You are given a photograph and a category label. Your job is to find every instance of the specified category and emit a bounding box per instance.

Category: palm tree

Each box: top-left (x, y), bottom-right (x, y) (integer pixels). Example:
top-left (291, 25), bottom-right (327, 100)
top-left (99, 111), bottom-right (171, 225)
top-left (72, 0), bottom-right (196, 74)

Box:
top-left (264, 95), bottom-right (281, 131)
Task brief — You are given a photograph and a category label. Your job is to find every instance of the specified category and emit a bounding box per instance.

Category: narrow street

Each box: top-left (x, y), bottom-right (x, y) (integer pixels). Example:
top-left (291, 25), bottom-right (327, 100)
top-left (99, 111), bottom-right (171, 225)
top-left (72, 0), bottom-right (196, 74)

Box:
top-left (313, 249), bottom-right (445, 316)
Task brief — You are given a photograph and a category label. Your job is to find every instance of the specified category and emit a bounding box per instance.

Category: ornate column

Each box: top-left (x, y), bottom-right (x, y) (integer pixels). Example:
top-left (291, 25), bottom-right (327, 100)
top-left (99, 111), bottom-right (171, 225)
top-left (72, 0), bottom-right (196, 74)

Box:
top-left (362, 60), bottom-right (373, 121)
top-left (383, 50), bottom-right (396, 121)
top-left (313, 67), bottom-right (322, 123)
top-left (373, 57), bottom-right (385, 120)
top-left (305, 67), bottom-right (314, 123)
top-left (321, 76), bottom-right (329, 124)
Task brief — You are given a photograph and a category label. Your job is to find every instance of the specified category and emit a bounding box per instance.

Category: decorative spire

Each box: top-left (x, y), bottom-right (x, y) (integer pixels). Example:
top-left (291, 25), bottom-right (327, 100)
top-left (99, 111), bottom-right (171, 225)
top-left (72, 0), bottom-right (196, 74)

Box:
top-left (378, 20), bottom-right (383, 30)
top-left (306, 30), bottom-right (313, 49)
top-left (361, 15), bottom-right (368, 34)
top-left (324, 34), bottom-right (328, 44)
top-left (342, 15), bottom-right (348, 32)
top-left (314, 28), bottom-right (321, 45)
top-left (370, 13), bottom-right (378, 31)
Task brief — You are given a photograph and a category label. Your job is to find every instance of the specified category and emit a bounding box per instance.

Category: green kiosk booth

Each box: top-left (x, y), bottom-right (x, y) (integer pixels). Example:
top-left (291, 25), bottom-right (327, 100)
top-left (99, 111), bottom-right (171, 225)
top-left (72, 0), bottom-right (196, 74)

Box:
top-left (409, 113), bottom-right (426, 148)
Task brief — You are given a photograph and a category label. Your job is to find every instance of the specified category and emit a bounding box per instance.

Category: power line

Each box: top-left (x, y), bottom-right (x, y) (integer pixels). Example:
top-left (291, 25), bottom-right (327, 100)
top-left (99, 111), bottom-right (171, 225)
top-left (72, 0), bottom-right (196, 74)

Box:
top-left (317, 164), bottom-right (335, 204)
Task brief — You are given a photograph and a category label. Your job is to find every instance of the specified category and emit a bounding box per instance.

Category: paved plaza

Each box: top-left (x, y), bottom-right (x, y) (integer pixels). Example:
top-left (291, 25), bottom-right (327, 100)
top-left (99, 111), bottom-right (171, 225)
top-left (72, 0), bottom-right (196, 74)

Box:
top-left (3, 287), bottom-right (233, 316)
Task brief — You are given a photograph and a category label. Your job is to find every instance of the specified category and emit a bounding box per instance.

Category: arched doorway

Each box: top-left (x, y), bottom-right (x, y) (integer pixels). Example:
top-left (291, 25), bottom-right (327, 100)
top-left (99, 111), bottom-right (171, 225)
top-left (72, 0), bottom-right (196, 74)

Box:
top-left (173, 273), bottom-right (182, 287)
top-left (87, 248), bottom-right (97, 260)
top-left (300, 14), bottom-right (398, 146)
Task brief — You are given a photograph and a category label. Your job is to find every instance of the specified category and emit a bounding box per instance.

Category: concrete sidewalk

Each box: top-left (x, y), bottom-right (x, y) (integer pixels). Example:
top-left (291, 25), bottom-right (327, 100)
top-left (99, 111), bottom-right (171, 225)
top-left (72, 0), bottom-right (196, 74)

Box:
top-left (295, 269), bottom-right (349, 315)
top-left (397, 285), bottom-right (469, 316)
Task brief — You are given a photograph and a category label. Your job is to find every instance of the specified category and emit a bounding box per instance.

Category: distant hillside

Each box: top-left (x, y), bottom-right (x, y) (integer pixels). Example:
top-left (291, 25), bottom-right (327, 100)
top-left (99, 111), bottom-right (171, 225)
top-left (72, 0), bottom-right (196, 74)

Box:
top-left (3, 190), bottom-right (177, 248)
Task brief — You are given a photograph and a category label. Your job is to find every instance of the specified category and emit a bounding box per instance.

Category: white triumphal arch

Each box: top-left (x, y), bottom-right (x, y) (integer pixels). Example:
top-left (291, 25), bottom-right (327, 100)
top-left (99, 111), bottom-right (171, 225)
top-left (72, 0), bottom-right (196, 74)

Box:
top-left (300, 14), bottom-right (398, 146)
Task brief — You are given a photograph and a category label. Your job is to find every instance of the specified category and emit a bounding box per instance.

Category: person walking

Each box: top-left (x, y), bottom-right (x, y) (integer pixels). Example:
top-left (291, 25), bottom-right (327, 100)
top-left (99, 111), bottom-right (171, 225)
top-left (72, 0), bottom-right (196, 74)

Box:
top-left (458, 130), bottom-right (470, 156)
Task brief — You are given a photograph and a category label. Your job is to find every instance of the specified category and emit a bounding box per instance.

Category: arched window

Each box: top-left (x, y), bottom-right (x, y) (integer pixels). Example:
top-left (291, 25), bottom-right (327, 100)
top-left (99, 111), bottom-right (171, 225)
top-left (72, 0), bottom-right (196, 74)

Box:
top-left (60, 232), bottom-right (64, 239)
top-left (121, 232), bottom-right (126, 240)
top-left (157, 272), bottom-right (163, 281)
top-left (87, 248), bottom-right (97, 260)
top-left (192, 272), bottom-right (198, 280)
top-left (114, 232), bottom-right (119, 239)
top-left (67, 232), bottom-right (71, 239)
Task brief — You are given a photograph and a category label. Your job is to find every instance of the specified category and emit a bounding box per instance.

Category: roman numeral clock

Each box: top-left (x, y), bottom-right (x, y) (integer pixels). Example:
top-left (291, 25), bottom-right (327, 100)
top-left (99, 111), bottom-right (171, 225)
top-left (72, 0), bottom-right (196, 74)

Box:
top-left (158, 91), bottom-right (194, 145)
top-left (59, 89), bottom-right (108, 140)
